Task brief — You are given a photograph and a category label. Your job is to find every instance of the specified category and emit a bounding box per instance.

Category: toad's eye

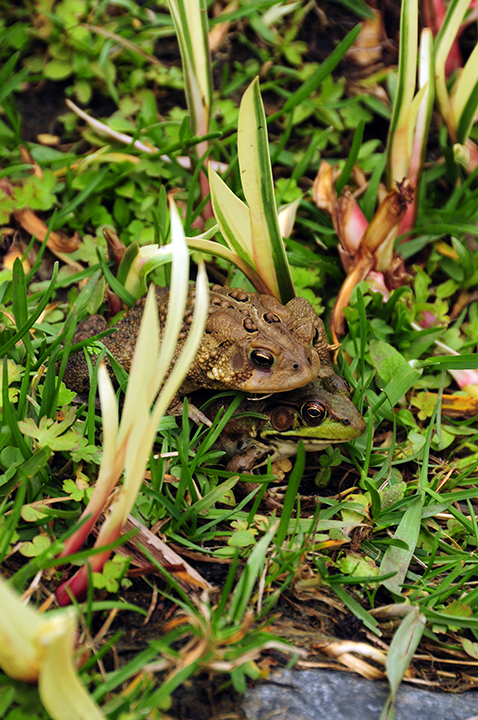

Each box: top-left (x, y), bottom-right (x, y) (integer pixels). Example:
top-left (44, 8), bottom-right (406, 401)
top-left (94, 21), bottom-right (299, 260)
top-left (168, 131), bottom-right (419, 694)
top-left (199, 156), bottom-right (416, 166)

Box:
top-left (301, 401), bottom-right (327, 426)
top-left (270, 407), bottom-right (294, 431)
top-left (250, 349), bottom-right (275, 369)
top-left (313, 327), bottom-right (320, 344)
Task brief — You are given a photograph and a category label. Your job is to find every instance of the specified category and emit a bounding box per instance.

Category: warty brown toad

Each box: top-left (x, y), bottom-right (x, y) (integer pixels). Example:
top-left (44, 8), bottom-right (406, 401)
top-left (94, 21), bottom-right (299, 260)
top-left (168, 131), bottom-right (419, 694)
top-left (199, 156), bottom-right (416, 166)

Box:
top-left (63, 284), bottom-right (333, 397)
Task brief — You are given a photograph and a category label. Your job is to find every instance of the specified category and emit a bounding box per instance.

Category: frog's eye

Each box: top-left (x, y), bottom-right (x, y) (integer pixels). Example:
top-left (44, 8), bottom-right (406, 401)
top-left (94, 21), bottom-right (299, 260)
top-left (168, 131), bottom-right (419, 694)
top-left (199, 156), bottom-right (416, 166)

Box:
top-left (313, 327), bottom-right (320, 345)
top-left (270, 407), bottom-right (294, 431)
top-left (250, 349), bottom-right (275, 369)
top-left (301, 400), bottom-right (327, 426)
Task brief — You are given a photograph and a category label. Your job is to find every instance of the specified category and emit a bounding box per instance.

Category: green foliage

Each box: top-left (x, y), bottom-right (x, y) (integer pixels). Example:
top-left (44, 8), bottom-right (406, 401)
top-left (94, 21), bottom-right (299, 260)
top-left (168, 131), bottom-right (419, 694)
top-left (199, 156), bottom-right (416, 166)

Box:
top-left (92, 555), bottom-right (132, 593)
top-left (1, 0), bottom-right (478, 716)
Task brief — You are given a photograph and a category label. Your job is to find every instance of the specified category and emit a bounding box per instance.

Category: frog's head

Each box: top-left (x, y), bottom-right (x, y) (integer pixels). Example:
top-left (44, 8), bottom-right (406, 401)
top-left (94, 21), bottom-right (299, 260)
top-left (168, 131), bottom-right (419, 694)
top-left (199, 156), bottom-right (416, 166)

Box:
top-left (260, 384), bottom-right (366, 455)
top-left (196, 374), bottom-right (366, 472)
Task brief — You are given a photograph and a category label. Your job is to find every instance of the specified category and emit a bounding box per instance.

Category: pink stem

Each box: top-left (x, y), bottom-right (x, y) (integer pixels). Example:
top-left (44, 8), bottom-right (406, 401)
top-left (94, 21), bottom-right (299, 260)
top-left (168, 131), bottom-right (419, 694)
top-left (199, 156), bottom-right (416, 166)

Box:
top-left (56, 548), bottom-right (113, 606)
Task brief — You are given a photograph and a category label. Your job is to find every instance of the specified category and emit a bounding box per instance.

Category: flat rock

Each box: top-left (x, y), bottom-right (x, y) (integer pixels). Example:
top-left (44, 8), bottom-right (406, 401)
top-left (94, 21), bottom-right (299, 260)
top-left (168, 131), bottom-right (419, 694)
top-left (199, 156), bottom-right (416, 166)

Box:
top-left (243, 669), bottom-right (478, 720)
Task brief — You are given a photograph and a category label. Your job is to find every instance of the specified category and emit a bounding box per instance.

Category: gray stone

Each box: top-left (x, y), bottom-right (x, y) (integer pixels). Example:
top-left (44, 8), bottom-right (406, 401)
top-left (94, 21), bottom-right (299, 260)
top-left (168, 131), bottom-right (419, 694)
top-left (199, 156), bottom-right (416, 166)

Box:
top-left (243, 669), bottom-right (478, 720)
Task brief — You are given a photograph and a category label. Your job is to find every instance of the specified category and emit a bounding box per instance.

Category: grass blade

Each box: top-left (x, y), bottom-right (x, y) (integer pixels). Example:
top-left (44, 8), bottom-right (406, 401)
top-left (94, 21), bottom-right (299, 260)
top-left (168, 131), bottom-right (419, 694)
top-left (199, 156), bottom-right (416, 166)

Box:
top-left (335, 118), bottom-right (365, 196)
top-left (270, 24), bottom-right (362, 121)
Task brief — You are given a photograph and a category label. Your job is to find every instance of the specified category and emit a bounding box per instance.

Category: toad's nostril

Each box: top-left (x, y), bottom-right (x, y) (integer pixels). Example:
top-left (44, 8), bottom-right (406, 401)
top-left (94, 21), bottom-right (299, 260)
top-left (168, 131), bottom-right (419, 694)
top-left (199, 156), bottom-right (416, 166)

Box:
top-left (292, 363), bottom-right (299, 370)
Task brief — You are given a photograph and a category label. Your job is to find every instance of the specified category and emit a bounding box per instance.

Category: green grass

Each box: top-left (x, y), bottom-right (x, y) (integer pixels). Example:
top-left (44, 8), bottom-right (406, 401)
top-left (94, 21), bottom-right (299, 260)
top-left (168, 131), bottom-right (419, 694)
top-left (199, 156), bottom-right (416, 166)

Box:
top-left (2, 0), bottom-right (478, 718)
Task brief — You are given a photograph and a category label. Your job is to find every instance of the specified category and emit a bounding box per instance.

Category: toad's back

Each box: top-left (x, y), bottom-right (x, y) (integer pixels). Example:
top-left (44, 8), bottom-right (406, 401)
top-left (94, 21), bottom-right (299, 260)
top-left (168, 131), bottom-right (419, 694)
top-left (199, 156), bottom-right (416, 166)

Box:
top-left (63, 285), bottom-right (332, 395)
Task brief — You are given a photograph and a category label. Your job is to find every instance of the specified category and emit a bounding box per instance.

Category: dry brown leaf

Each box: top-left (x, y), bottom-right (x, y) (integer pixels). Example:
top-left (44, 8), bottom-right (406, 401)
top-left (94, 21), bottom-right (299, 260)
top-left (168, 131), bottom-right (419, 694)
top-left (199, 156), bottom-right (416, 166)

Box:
top-left (3, 248), bottom-right (30, 273)
top-left (12, 209), bottom-right (82, 269)
top-left (345, 9), bottom-right (385, 68)
top-left (421, 393), bottom-right (478, 419)
top-left (209, 1), bottom-right (238, 52)
top-left (19, 146), bottom-right (43, 178)
top-left (92, 513), bottom-right (213, 595)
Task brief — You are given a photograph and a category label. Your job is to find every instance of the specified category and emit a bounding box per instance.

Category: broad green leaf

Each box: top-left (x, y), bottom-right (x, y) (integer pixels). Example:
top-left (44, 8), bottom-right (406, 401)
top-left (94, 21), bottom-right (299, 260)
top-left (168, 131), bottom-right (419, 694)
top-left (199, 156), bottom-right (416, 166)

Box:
top-left (380, 496), bottom-right (423, 595)
top-left (380, 607), bottom-right (425, 720)
top-left (386, 607), bottom-right (425, 695)
top-left (21, 506), bottom-right (49, 523)
top-left (451, 236), bottom-right (474, 281)
top-left (44, 59), bottom-right (73, 81)
top-left (228, 530), bottom-right (256, 548)
top-left (238, 77), bottom-right (295, 303)
top-left (338, 552), bottom-right (379, 578)
top-left (369, 340), bottom-right (421, 386)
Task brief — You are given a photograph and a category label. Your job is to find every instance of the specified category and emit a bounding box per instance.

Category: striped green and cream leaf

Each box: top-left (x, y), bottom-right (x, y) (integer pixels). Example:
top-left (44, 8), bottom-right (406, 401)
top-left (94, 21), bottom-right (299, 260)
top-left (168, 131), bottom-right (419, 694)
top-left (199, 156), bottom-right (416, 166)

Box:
top-left (238, 77), bottom-right (295, 303)
top-left (387, 0), bottom-right (418, 185)
top-left (167, 0), bottom-right (212, 138)
top-left (208, 166), bottom-right (254, 264)
top-left (434, 0), bottom-right (471, 137)
top-left (453, 41), bottom-right (478, 144)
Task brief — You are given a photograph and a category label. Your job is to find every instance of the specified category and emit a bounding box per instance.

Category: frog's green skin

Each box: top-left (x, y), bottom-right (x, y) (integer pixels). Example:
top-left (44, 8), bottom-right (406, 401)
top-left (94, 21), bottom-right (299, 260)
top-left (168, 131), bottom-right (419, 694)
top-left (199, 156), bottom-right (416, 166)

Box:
top-left (199, 376), bottom-right (365, 473)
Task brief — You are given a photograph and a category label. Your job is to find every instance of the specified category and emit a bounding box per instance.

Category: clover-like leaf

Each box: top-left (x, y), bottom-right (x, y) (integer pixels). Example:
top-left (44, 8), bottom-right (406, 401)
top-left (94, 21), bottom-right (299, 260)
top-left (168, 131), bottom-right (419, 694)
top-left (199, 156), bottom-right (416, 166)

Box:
top-left (20, 534), bottom-right (51, 558)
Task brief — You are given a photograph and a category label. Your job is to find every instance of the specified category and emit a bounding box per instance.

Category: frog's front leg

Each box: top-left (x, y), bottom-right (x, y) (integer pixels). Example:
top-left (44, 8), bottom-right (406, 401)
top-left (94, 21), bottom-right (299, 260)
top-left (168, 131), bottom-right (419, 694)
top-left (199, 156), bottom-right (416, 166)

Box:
top-left (225, 440), bottom-right (273, 473)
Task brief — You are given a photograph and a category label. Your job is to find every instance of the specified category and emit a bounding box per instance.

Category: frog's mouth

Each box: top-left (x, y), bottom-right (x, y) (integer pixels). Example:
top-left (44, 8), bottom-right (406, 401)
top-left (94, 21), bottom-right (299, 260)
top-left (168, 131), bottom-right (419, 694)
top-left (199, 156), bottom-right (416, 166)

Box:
top-left (265, 436), bottom-right (341, 461)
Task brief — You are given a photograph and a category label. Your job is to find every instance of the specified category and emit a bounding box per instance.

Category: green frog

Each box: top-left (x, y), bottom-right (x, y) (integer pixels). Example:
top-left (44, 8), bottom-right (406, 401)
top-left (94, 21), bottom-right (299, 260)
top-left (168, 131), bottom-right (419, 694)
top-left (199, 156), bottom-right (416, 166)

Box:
top-left (63, 284), bottom-right (334, 397)
top-left (197, 375), bottom-right (365, 473)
